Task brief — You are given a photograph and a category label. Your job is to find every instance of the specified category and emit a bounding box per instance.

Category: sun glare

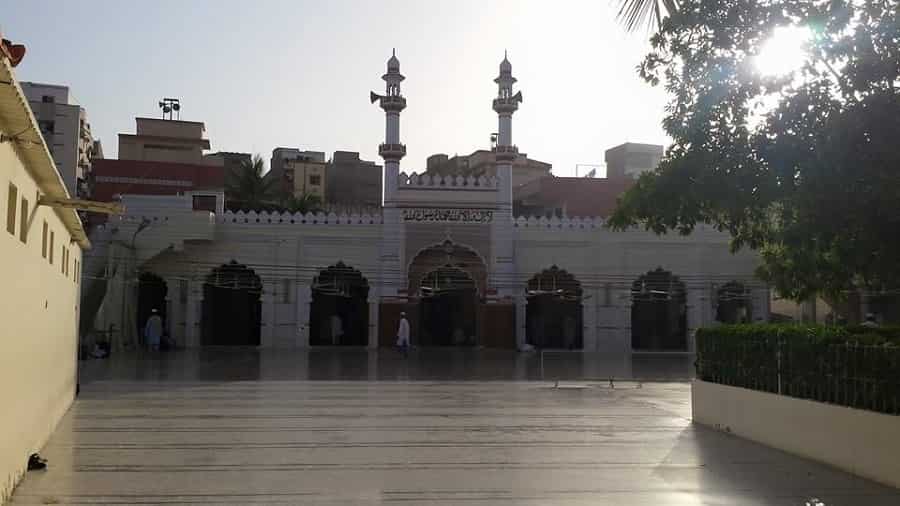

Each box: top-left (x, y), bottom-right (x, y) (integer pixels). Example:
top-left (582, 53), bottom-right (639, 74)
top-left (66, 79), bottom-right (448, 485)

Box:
top-left (754, 25), bottom-right (811, 77)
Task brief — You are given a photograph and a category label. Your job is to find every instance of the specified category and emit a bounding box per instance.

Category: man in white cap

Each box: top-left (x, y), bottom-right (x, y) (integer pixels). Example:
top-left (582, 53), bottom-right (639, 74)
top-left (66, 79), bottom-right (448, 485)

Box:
top-left (144, 309), bottom-right (164, 351)
top-left (396, 311), bottom-right (410, 357)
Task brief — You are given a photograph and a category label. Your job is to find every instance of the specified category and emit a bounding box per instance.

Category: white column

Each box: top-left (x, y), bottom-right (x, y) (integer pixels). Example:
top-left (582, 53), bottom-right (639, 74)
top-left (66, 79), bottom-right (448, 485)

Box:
top-left (185, 281), bottom-right (204, 348)
top-left (368, 295), bottom-right (380, 348)
top-left (582, 290), bottom-right (598, 351)
top-left (163, 277), bottom-right (180, 346)
top-left (498, 114), bottom-right (512, 146)
top-left (295, 284), bottom-right (312, 348)
top-left (618, 290), bottom-right (633, 354)
top-left (516, 295), bottom-right (527, 350)
top-left (260, 282), bottom-right (276, 348)
top-left (686, 289), bottom-right (703, 352)
top-left (751, 287), bottom-right (770, 323)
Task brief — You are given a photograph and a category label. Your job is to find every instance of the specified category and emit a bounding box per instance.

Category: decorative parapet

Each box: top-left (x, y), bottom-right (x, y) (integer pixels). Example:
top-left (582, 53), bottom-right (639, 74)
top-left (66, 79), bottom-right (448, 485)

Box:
top-left (221, 210), bottom-right (384, 225)
top-left (513, 215), bottom-right (605, 229)
top-left (398, 172), bottom-right (499, 190)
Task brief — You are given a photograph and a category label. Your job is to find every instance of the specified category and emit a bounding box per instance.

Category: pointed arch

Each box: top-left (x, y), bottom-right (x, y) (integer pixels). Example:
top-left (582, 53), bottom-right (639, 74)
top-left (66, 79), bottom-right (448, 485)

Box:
top-left (201, 260), bottom-right (262, 346)
top-left (631, 268), bottom-right (687, 351)
top-left (310, 261), bottom-right (370, 346)
top-left (526, 266), bottom-right (583, 349)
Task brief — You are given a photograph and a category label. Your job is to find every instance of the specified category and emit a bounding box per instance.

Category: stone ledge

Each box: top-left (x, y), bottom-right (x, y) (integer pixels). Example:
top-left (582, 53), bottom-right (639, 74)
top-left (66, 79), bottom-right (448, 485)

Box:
top-left (692, 379), bottom-right (900, 490)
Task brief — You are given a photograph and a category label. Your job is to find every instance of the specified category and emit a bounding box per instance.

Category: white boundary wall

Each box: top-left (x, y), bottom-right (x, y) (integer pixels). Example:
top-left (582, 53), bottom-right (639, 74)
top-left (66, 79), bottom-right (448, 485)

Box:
top-left (692, 380), bottom-right (900, 490)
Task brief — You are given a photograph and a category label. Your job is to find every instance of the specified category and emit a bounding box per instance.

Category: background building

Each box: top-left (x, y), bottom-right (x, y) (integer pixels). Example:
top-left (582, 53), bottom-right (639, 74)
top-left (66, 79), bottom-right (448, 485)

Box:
top-left (266, 147), bottom-right (326, 200)
top-left (91, 116), bottom-right (224, 213)
top-left (326, 150), bottom-right (382, 208)
top-left (426, 149), bottom-right (550, 189)
top-left (118, 117), bottom-right (210, 164)
top-left (21, 81), bottom-right (99, 199)
top-left (203, 151), bottom-right (250, 191)
top-left (605, 142), bottom-right (664, 180)
top-left (2, 55), bottom-right (88, 503)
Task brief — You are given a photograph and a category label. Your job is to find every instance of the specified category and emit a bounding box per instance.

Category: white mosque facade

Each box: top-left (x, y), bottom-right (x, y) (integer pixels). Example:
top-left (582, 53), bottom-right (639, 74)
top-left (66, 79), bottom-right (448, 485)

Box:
top-left (90, 53), bottom-right (768, 354)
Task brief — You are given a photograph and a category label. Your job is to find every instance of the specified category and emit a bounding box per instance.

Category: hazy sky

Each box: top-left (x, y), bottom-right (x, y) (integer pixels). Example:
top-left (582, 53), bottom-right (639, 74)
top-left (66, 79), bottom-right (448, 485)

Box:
top-left (6, 0), bottom-right (668, 177)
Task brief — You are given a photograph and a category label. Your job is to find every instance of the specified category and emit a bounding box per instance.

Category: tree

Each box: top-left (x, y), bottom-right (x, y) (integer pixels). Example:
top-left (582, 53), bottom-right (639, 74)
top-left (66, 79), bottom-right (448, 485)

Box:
top-left (226, 154), bottom-right (278, 210)
top-left (609, 0), bottom-right (900, 304)
top-left (616, 0), bottom-right (679, 31)
top-left (281, 192), bottom-right (323, 214)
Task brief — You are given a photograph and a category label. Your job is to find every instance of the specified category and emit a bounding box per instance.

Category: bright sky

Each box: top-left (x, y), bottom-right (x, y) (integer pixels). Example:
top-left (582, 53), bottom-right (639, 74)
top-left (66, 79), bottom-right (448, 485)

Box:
top-left (5, 0), bottom-right (668, 177)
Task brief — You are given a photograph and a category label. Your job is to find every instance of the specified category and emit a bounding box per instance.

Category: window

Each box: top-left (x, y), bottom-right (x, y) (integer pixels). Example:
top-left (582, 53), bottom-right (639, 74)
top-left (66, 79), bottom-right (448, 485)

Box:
top-left (49, 231), bottom-right (54, 264)
top-left (41, 222), bottom-right (48, 258)
top-left (309, 175), bottom-right (322, 186)
top-left (6, 183), bottom-right (17, 235)
top-left (61, 246), bottom-right (66, 274)
top-left (19, 198), bottom-right (28, 243)
top-left (192, 195), bottom-right (217, 213)
top-left (38, 120), bottom-right (55, 135)
top-left (41, 95), bottom-right (55, 103)
top-left (282, 279), bottom-right (292, 304)
top-left (179, 279), bottom-right (188, 303)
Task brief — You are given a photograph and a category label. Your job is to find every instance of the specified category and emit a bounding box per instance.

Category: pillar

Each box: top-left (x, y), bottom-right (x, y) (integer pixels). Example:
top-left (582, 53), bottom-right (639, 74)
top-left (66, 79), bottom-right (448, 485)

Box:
top-left (185, 280), bottom-right (204, 348)
top-left (368, 295), bottom-right (380, 348)
top-left (582, 289), bottom-right (598, 351)
top-left (686, 288), bottom-right (703, 352)
top-left (617, 289), bottom-right (633, 354)
top-left (516, 295), bottom-right (527, 350)
top-left (260, 281), bottom-right (276, 348)
top-left (295, 284), bottom-right (312, 348)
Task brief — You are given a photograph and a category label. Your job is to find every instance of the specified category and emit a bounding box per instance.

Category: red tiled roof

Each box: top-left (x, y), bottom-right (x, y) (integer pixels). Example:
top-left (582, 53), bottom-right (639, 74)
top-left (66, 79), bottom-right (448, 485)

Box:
top-left (515, 176), bottom-right (634, 218)
top-left (92, 159), bottom-right (224, 202)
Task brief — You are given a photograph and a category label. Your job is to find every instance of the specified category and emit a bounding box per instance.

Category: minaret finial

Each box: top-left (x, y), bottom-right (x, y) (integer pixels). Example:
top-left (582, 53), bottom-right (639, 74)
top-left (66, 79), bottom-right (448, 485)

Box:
top-left (504, 49), bottom-right (507, 59)
top-left (393, 48), bottom-right (396, 57)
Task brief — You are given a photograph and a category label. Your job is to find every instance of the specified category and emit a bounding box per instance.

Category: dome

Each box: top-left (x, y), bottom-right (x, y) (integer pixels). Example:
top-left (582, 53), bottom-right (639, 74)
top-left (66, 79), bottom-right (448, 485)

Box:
top-left (387, 49), bottom-right (400, 72)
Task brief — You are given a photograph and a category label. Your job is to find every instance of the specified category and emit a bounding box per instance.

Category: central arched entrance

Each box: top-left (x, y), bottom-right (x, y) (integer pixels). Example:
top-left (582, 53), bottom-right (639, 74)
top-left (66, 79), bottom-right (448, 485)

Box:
top-left (310, 262), bottom-right (370, 346)
top-left (408, 240), bottom-right (487, 347)
top-left (526, 266), bottom-right (583, 349)
top-left (631, 268), bottom-right (687, 351)
top-left (418, 265), bottom-right (478, 346)
top-left (201, 261), bottom-right (262, 346)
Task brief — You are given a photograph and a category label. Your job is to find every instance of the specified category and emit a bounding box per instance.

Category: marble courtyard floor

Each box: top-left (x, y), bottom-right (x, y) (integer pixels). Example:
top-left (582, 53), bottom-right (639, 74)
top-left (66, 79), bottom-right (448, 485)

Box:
top-left (11, 349), bottom-right (900, 505)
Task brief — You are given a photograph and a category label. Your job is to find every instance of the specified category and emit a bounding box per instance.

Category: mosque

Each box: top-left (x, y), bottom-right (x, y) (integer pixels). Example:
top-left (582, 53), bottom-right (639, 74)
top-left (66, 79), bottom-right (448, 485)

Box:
top-left (90, 52), bottom-right (768, 355)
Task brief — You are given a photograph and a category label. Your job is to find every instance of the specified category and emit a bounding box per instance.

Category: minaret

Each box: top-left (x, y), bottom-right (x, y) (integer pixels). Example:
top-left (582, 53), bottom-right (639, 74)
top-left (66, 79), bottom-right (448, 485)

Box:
top-left (492, 51), bottom-right (522, 202)
top-left (491, 52), bottom-right (522, 304)
top-left (371, 49), bottom-right (407, 201)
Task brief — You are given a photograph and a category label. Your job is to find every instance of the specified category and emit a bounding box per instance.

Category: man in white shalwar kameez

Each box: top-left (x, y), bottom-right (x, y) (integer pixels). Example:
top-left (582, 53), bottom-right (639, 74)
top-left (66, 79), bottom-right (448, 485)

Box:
top-left (396, 312), bottom-right (410, 357)
top-left (144, 309), bottom-right (163, 351)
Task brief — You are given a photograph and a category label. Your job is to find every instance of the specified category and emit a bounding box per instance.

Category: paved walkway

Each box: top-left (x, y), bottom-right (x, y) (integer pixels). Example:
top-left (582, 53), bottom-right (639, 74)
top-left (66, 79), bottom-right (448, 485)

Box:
top-left (12, 351), bottom-right (900, 505)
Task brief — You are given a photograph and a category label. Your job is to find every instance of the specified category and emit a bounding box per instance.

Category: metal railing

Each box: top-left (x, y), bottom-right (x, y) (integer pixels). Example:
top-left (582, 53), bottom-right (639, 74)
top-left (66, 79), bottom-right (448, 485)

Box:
top-left (697, 335), bottom-right (900, 415)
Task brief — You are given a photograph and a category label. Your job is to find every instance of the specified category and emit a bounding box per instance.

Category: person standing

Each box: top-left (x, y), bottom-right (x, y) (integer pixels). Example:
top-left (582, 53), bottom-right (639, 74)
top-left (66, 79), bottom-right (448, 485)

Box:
top-left (144, 309), bottom-right (163, 352)
top-left (396, 311), bottom-right (411, 357)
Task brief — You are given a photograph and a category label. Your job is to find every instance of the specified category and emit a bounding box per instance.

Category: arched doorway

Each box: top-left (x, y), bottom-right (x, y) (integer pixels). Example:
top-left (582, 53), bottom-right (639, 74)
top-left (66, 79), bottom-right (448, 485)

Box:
top-left (310, 262), bottom-right (370, 346)
top-left (418, 265), bottom-right (478, 346)
top-left (407, 240), bottom-right (488, 347)
top-left (136, 272), bottom-right (167, 343)
top-left (201, 261), bottom-right (262, 346)
top-left (526, 266), bottom-right (583, 349)
top-left (631, 268), bottom-right (687, 351)
top-left (716, 281), bottom-right (752, 323)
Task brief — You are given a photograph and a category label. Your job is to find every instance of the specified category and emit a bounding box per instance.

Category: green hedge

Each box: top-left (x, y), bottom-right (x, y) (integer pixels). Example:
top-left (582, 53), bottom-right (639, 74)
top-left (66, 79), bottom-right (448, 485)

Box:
top-left (696, 324), bottom-right (900, 415)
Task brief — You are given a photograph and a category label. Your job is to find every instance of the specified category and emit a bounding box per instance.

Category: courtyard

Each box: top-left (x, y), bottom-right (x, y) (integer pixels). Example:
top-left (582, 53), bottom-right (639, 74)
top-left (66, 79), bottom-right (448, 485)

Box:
top-left (10, 349), bottom-right (900, 505)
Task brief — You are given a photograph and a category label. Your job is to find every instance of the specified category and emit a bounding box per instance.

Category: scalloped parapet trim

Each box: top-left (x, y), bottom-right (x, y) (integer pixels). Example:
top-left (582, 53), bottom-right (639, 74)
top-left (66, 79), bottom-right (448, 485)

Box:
top-left (512, 215), bottom-right (606, 229)
top-left (221, 210), bottom-right (384, 225)
top-left (398, 172), bottom-right (499, 189)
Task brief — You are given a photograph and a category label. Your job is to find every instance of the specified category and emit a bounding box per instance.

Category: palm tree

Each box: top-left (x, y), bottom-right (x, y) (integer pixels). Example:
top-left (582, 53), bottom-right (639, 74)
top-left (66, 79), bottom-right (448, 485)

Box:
top-left (616, 0), bottom-right (678, 32)
top-left (281, 192), bottom-right (323, 214)
top-left (226, 155), bottom-right (278, 210)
